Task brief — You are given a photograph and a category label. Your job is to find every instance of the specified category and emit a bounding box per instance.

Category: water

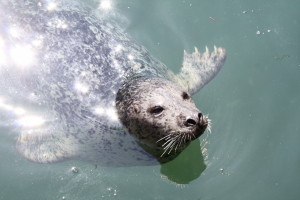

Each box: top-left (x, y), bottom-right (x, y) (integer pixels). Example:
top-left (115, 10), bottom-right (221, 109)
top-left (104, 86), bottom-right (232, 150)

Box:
top-left (0, 0), bottom-right (299, 199)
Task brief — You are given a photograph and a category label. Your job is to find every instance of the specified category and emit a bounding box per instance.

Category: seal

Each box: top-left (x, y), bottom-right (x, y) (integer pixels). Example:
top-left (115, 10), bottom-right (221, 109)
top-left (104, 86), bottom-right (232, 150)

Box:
top-left (0, 0), bottom-right (226, 166)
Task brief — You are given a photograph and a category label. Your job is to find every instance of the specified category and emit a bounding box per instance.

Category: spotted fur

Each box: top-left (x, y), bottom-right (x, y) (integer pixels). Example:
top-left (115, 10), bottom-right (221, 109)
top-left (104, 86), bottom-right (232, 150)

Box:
top-left (0, 0), bottom-right (226, 166)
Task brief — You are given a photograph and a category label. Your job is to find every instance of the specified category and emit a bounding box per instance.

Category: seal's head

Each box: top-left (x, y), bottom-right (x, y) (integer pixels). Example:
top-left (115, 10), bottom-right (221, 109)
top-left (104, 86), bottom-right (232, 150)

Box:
top-left (116, 77), bottom-right (209, 156)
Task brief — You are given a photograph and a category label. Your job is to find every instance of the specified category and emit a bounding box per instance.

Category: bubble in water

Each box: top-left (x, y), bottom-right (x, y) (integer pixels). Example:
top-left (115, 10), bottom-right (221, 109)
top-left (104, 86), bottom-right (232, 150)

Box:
top-left (106, 187), bottom-right (117, 197)
top-left (256, 30), bottom-right (261, 35)
top-left (71, 166), bottom-right (79, 174)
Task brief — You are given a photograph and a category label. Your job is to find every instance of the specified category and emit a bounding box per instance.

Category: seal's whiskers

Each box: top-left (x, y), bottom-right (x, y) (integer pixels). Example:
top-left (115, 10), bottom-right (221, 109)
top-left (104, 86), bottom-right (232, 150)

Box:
top-left (160, 134), bottom-right (180, 157)
top-left (161, 137), bottom-right (174, 147)
top-left (192, 133), bottom-right (196, 139)
top-left (156, 134), bottom-right (172, 143)
top-left (163, 136), bottom-right (177, 150)
top-left (168, 135), bottom-right (181, 154)
top-left (161, 140), bottom-right (174, 157)
top-left (205, 115), bottom-right (212, 133)
top-left (174, 134), bottom-right (184, 151)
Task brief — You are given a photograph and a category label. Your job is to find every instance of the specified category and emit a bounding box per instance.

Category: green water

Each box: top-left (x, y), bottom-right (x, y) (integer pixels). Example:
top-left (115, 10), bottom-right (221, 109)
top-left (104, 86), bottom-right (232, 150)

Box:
top-left (1, 0), bottom-right (299, 199)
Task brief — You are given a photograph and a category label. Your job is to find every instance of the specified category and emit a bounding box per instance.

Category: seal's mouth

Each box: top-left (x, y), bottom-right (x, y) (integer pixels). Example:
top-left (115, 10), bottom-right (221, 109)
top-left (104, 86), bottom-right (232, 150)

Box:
top-left (157, 115), bottom-right (211, 157)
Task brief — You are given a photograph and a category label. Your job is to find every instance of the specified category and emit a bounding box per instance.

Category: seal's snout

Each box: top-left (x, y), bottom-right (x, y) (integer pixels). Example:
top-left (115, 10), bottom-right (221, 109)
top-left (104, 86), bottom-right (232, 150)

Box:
top-left (184, 113), bottom-right (208, 129)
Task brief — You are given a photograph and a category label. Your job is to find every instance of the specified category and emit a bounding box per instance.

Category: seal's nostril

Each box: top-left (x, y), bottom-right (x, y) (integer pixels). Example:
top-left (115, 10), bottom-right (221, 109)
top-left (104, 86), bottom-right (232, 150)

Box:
top-left (198, 113), bottom-right (203, 119)
top-left (185, 119), bottom-right (197, 126)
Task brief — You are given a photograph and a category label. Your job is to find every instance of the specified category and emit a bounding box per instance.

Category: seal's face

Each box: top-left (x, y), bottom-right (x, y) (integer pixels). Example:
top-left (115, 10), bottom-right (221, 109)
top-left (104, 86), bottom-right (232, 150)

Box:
top-left (116, 77), bottom-right (208, 156)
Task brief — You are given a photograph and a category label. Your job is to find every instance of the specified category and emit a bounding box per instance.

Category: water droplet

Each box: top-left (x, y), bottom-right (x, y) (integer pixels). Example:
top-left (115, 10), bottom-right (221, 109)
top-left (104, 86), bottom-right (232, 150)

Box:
top-left (256, 30), bottom-right (261, 35)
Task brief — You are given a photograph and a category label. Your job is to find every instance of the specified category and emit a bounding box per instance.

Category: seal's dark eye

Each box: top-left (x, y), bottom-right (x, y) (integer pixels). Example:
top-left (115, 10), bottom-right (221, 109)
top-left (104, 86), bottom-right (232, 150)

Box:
top-left (149, 106), bottom-right (164, 115)
top-left (182, 92), bottom-right (190, 100)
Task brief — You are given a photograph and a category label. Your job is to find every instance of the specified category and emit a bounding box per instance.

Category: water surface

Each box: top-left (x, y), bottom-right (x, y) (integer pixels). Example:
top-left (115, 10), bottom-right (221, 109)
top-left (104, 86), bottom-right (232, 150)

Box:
top-left (0, 0), bottom-right (299, 199)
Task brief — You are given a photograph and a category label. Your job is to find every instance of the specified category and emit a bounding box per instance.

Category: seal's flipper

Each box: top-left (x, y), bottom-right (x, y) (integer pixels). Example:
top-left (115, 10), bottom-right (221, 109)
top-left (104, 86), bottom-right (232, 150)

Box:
top-left (174, 46), bottom-right (226, 95)
top-left (16, 128), bottom-right (76, 163)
